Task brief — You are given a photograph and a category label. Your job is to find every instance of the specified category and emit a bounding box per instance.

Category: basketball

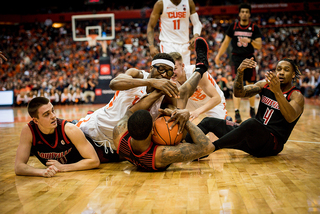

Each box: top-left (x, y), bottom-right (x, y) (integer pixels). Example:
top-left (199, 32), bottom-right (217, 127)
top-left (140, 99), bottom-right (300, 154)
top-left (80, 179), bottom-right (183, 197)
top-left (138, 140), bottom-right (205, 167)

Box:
top-left (152, 116), bottom-right (183, 146)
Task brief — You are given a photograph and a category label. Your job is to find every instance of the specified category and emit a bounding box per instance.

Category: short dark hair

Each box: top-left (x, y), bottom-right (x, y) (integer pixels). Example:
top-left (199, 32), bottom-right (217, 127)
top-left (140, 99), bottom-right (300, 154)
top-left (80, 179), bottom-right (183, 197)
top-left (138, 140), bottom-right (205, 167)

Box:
top-left (153, 53), bottom-right (175, 65)
top-left (279, 58), bottom-right (301, 80)
top-left (27, 97), bottom-right (50, 118)
top-left (128, 110), bottom-right (153, 140)
top-left (239, 3), bottom-right (251, 13)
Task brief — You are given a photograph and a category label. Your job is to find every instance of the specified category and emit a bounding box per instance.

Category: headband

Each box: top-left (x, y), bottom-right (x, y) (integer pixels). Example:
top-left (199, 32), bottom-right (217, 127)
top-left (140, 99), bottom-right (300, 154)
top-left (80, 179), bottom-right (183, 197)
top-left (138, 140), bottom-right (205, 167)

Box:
top-left (151, 59), bottom-right (174, 69)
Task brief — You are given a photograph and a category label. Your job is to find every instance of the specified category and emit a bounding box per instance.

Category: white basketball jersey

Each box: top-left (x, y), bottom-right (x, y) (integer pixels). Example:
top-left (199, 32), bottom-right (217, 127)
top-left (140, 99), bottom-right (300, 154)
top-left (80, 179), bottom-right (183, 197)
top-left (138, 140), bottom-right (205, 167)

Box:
top-left (77, 71), bottom-right (150, 150)
top-left (184, 65), bottom-right (227, 119)
top-left (160, 0), bottom-right (190, 44)
top-left (77, 70), bottom-right (165, 150)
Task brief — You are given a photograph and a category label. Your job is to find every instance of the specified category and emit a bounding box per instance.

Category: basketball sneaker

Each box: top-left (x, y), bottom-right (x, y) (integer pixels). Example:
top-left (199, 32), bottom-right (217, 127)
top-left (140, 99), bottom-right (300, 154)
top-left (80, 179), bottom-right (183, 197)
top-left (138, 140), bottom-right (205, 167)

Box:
top-left (194, 37), bottom-right (209, 76)
top-left (250, 107), bottom-right (255, 118)
top-left (235, 109), bottom-right (242, 123)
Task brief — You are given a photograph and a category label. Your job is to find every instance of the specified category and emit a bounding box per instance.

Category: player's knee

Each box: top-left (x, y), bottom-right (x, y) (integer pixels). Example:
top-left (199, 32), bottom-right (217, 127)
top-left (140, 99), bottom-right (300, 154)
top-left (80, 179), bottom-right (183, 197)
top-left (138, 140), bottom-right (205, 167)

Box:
top-left (201, 117), bottom-right (223, 126)
top-left (241, 118), bottom-right (259, 131)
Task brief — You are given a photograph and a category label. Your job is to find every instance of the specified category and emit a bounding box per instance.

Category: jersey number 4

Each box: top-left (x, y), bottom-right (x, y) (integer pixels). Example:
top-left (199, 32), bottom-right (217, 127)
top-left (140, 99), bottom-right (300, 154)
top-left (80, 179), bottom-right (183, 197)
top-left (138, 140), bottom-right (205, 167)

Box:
top-left (263, 107), bottom-right (274, 125)
top-left (173, 20), bottom-right (180, 30)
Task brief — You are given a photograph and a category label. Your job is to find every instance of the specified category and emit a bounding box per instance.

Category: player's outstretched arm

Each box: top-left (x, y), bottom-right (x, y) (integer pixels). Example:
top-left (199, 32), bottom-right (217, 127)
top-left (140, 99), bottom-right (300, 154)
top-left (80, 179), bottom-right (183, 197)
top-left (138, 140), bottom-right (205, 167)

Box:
top-left (15, 125), bottom-right (60, 177)
top-left (175, 72), bottom-right (202, 109)
top-left (109, 68), bottom-right (144, 90)
top-left (190, 73), bottom-right (222, 121)
top-left (45, 123), bottom-right (100, 172)
top-left (233, 58), bottom-right (265, 98)
top-left (109, 68), bottom-right (180, 98)
top-left (154, 120), bottom-right (215, 168)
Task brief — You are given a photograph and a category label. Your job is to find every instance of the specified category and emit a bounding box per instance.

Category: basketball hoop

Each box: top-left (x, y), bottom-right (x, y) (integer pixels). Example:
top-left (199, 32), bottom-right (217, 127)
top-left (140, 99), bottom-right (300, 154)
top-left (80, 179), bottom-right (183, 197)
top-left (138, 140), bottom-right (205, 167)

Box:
top-left (88, 34), bottom-right (98, 47)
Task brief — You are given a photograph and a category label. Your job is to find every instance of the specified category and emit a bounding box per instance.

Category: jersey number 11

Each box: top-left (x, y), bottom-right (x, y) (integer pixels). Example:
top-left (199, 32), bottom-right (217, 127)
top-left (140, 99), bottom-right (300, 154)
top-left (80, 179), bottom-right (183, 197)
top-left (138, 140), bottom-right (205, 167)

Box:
top-left (173, 20), bottom-right (180, 30)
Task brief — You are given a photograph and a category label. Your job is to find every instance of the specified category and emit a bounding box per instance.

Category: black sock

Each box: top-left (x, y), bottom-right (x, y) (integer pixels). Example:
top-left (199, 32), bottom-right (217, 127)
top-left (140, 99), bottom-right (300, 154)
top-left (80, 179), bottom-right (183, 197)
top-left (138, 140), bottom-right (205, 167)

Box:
top-left (194, 64), bottom-right (207, 77)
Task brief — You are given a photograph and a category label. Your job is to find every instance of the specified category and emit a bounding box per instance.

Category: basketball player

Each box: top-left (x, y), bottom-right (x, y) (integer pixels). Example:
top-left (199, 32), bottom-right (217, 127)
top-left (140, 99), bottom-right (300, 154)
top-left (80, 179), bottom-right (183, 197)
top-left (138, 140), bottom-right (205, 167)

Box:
top-left (189, 58), bottom-right (304, 157)
top-left (78, 37), bottom-right (209, 163)
top-left (147, 0), bottom-right (202, 65)
top-left (169, 52), bottom-right (227, 121)
top-left (114, 38), bottom-right (215, 171)
top-left (215, 3), bottom-right (262, 123)
top-left (15, 97), bottom-right (100, 178)
top-left (76, 53), bottom-right (180, 160)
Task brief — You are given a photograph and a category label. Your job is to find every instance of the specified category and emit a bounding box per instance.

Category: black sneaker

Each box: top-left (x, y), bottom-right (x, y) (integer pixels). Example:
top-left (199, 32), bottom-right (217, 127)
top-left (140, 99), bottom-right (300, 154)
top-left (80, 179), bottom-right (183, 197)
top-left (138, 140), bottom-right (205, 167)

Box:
top-left (250, 107), bottom-right (255, 118)
top-left (195, 37), bottom-right (209, 71)
top-left (235, 110), bottom-right (242, 123)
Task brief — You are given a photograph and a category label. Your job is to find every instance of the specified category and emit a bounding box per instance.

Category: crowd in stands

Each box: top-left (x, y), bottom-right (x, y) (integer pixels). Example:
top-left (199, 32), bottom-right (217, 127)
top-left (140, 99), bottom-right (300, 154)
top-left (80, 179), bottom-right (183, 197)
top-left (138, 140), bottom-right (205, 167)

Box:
top-left (0, 11), bottom-right (319, 106)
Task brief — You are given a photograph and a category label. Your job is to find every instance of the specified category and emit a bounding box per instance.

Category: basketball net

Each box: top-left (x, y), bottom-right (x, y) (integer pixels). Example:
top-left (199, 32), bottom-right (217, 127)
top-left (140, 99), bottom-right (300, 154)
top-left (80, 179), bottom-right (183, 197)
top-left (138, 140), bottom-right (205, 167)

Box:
top-left (88, 34), bottom-right (98, 47)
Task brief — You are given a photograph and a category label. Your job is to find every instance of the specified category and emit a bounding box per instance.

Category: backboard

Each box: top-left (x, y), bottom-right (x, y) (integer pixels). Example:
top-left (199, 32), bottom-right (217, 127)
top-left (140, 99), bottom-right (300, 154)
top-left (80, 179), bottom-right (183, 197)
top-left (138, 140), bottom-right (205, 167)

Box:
top-left (71, 14), bottom-right (115, 42)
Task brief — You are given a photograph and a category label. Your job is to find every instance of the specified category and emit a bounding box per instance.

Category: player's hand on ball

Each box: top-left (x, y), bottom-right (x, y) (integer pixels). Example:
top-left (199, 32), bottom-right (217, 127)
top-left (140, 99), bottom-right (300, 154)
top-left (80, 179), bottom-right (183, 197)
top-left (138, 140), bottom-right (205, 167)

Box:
top-left (42, 165), bottom-right (59, 178)
top-left (158, 108), bottom-right (173, 116)
top-left (167, 109), bottom-right (190, 134)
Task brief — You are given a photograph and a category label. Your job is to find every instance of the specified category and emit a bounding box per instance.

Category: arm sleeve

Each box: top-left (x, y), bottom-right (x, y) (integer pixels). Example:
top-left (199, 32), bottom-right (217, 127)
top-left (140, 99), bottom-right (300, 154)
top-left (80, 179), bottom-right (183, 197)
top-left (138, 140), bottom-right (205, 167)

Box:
top-left (190, 13), bottom-right (202, 36)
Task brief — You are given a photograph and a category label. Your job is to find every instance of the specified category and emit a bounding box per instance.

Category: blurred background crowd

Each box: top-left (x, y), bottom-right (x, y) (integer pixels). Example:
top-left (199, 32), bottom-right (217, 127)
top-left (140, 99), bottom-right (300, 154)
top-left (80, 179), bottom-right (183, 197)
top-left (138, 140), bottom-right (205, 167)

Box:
top-left (0, 1), bottom-right (319, 106)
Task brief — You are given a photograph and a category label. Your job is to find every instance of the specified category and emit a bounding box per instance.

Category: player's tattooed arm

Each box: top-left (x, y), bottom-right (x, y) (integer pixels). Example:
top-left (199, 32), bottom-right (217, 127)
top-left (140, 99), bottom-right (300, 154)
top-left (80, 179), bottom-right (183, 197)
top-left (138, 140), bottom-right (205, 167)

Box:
top-left (243, 84), bottom-right (264, 98)
top-left (175, 72), bottom-right (201, 108)
top-left (234, 58), bottom-right (263, 98)
top-left (234, 72), bottom-right (264, 98)
top-left (233, 69), bottom-right (245, 97)
top-left (155, 121), bottom-right (214, 168)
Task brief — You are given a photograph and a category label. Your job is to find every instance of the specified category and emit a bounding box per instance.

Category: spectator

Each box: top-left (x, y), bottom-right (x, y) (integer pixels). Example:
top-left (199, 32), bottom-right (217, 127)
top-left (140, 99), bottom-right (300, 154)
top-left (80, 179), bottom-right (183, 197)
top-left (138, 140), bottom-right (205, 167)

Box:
top-left (48, 88), bottom-right (60, 105)
top-left (60, 87), bottom-right (72, 105)
top-left (72, 87), bottom-right (84, 104)
top-left (83, 78), bottom-right (96, 104)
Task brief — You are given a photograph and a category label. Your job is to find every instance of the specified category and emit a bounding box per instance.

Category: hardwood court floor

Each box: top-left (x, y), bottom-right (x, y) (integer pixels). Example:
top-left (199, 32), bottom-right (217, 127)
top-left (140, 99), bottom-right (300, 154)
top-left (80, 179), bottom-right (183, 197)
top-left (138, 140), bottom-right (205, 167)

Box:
top-left (0, 98), bottom-right (320, 214)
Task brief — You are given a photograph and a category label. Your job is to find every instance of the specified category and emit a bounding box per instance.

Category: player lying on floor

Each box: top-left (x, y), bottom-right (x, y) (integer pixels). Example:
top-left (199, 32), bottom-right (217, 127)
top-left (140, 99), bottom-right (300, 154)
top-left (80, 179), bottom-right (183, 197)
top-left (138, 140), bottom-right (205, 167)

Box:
top-left (113, 37), bottom-right (216, 171)
top-left (15, 97), bottom-right (101, 178)
top-left (185, 58), bottom-right (304, 157)
top-left (77, 37), bottom-right (211, 163)
top-left (113, 90), bottom-right (215, 171)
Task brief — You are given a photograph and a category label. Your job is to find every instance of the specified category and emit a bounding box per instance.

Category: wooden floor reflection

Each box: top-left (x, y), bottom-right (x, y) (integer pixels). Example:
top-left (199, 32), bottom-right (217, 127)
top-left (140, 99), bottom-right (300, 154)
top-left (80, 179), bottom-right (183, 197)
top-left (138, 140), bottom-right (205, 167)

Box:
top-left (0, 98), bottom-right (319, 214)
